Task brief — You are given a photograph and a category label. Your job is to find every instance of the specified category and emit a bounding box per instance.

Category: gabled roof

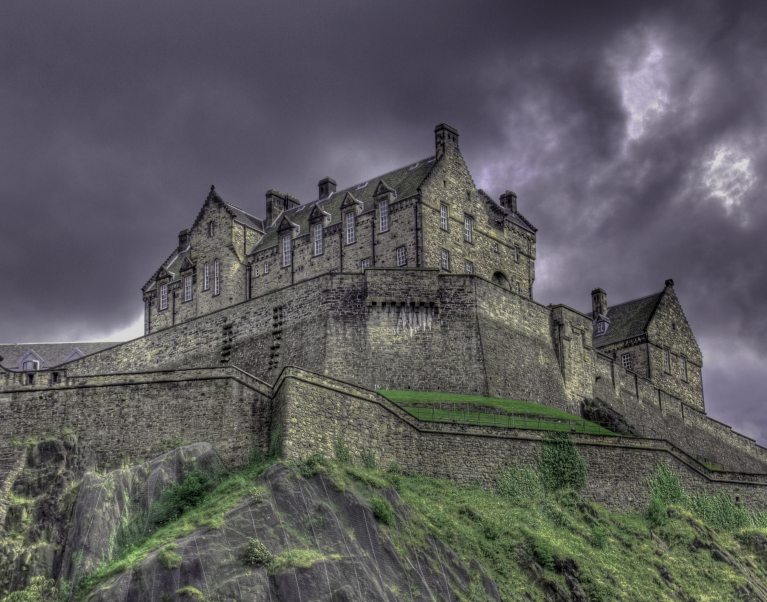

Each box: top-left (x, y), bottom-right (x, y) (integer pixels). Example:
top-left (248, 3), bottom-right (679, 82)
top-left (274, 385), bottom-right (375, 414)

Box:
top-left (250, 157), bottom-right (436, 253)
top-left (0, 342), bottom-right (115, 371)
top-left (477, 189), bottom-right (537, 234)
top-left (592, 291), bottom-right (663, 348)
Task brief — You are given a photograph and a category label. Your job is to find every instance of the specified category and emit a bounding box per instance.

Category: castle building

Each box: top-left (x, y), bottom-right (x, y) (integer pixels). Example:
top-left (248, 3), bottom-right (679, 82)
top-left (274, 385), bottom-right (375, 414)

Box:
top-left (142, 124), bottom-right (537, 335)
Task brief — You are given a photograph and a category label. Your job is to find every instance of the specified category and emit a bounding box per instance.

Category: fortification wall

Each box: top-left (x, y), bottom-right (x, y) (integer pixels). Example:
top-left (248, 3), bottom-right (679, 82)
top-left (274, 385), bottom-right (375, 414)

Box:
top-left (61, 269), bottom-right (573, 406)
top-left (594, 354), bottom-right (767, 473)
top-left (274, 368), bottom-right (767, 510)
top-left (0, 368), bottom-right (271, 469)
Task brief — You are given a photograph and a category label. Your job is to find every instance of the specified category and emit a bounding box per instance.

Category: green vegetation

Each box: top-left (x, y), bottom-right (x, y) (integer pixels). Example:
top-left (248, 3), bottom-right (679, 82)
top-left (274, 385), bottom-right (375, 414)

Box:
top-left (537, 433), bottom-right (586, 492)
top-left (370, 495), bottom-right (395, 525)
top-left (270, 549), bottom-right (341, 573)
top-left (243, 538), bottom-right (273, 567)
top-left (157, 545), bottom-right (182, 570)
top-left (378, 389), bottom-right (616, 435)
top-left (148, 470), bottom-right (220, 527)
top-left (1, 577), bottom-right (59, 602)
top-left (175, 585), bottom-right (205, 599)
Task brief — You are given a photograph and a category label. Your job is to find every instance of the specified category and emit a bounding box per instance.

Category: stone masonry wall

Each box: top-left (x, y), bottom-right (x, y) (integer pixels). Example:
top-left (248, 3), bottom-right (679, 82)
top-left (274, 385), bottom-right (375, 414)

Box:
top-left (0, 368), bottom-right (271, 469)
top-left (274, 368), bottom-right (767, 511)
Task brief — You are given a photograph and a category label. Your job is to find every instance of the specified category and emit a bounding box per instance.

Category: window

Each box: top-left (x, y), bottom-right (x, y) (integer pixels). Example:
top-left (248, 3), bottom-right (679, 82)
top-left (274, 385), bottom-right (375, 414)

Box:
top-left (682, 357), bottom-right (689, 382)
top-left (312, 223), bottom-right (323, 256)
top-left (514, 245), bottom-right (520, 263)
top-left (213, 259), bottom-right (220, 296)
top-left (621, 353), bottom-right (633, 371)
top-left (203, 263), bottom-right (210, 290)
top-left (440, 249), bottom-right (450, 271)
top-left (464, 214), bottom-right (474, 243)
top-left (595, 321), bottom-right (607, 335)
top-left (22, 359), bottom-right (39, 371)
top-left (280, 233), bottom-right (292, 267)
top-left (494, 242), bottom-right (500, 253)
top-left (440, 203), bottom-right (449, 230)
top-left (254, 265), bottom-right (259, 277)
top-left (464, 260), bottom-right (474, 274)
top-left (183, 275), bottom-right (193, 302)
top-left (663, 349), bottom-right (671, 373)
top-left (51, 372), bottom-right (60, 384)
top-left (360, 257), bottom-right (371, 270)
top-left (344, 211), bottom-right (356, 244)
top-left (396, 246), bottom-right (407, 267)
top-left (159, 283), bottom-right (168, 310)
top-left (264, 261), bottom-right (270, 274)
top-left (514, 281), bottom-right (521, 294)
top-left (378, 200), bottom-right (389, 232)
top-left (207, 221), bottom-right (216, 237)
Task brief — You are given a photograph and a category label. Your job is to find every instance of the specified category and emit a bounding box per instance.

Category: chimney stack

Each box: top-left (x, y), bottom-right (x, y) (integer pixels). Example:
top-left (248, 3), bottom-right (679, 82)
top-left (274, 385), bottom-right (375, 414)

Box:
top-left (665, 278), bottom-right (675, 288)
top-left (178, 229), bottom-right (190, 250)
top-left (500, 190), bottom-right (518, 213)
top-left (591, 288), bottom-right (607, 317)
top-left (434, 123), bottom-right (459, 160)
top-left (318, 177), bottom-right (337, 199)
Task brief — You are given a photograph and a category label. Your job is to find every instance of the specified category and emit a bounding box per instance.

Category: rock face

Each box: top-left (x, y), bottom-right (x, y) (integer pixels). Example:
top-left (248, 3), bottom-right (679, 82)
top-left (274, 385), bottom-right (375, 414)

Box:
top-left (87, 464), bottom-right (499, 602)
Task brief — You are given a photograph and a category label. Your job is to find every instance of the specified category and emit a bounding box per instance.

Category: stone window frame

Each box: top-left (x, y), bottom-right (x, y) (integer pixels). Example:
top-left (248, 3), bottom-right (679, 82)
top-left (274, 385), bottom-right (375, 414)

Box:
top-left (203, 262), bottom-right (210, 291)
top-left (159, 283), bottom-right (169, 310)
top-left (463, 214), bottom-right (474, 243)
top-left (344, 210), bottom-right (356, 245)
top-left (621, 352), bottom-right (633, 371)
top-left (360, 257), bottom-right (371, 270)
top-left (207, 220), bottom-right (216, 237)
top-left (183, 274), bottom-right (193, 302)
top-left (312, 222), bottom-right (324, 257)
top-left (281, 233), bottom-right (292, 267)
top-left (396, 246), bottom-right (407, 267)
top-left (595, 320), bottom-right (607, 335)
top-left (213, 259), bottom-right (221, 296)
top-left (264, 261), bottom-right (270, 275)
top-left (464, 260), bottom-right (474, 274)
top-left (514, 245), bottom-right (520, 263)
top-left (440, 203), bottom-right (449, 231)
top-left (440, 248), bottom-right (451, 272)
top-left (378, 199), bottom-right (389, 233)
top-left (22, 359), bottom-right (40, 371)
top-left (663, 348), bottom-right (671, 374)
top-left (681, 356), bottom-right (689, 382)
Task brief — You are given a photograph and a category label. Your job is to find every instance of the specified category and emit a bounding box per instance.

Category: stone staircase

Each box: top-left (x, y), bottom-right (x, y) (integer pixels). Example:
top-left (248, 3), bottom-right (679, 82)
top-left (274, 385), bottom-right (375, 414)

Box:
top-left (0, 445), bottom-right (26, 530)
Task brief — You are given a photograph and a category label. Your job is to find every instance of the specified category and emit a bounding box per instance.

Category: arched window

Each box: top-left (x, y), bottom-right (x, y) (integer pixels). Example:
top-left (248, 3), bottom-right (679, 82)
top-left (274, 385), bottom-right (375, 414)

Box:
top-left (492, 271), bottom-right (511, 290)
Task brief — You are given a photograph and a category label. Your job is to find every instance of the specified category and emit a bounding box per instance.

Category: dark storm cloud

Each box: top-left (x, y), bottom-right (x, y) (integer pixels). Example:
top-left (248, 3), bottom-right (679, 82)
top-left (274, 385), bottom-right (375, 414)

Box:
top-left (1, 1), bottom-right (765, 438)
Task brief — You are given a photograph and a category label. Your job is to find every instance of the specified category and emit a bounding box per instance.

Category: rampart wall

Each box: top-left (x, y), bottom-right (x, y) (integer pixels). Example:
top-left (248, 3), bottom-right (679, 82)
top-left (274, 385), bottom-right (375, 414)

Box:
top-left (273, 368), bottom-right (767, 511)
top-left (0, 367), bottom-right (271, 469)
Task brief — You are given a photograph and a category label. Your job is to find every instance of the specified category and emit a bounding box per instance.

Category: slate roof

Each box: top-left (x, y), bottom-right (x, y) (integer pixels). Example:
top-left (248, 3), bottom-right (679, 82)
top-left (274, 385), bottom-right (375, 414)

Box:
top-left (252, 157), bottom-right (437, 252)
top-left (0, 342), bottom-right (115, 371)
top-left (592, 291), bottom-right (663, 348)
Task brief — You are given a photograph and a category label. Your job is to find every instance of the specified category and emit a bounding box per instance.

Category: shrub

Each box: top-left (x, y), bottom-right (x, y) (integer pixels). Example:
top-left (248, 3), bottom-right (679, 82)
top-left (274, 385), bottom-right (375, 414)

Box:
top-left (647, 464), bottom-right (685, 506)
top-left (496, 464), bottom-right (544, 503)
top-left (1, 576), bottom-right (58, 602)
top-left (148, 470), bottom-right (217, 527)
top-left (646, 496), bottom-right (669, 528)
top-left (244, 538), bottom-right (274, 567)
top-left (158, 545), bottom-right (182, 570)
top-left (334, 439), bottom-right (352, 464)
top-left (361, 449), bottom-right (377, 469)
top-left (530, 539), bottom-right (556, 571)
top-left (370, 496), bottom-right (395, 526)
top-left (175, 585), bottom-right (205, 600)
top-left (538, 434), bottom-right (586, 492)
top-left (298, 453), bottom-right (330, 477)
top-left (687, 493), bottom-right (751, 531)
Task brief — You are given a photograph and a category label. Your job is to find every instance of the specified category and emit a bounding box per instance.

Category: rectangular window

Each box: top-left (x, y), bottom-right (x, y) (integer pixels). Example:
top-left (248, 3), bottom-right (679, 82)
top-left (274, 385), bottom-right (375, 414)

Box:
top-left (396, 246), bottom-right (407, 267)
top-left (682, 357), bottom-right (689, 382)
top-left (213, 259), bottom-right (220, 296)
top-left (663, 349), bottom-right (671, 373)
top-left (440, 249), bottom-right (450, 271)
top-left (203, 262), bottom-right (210, 290)
top-left (440, 203), bottom-right (449, 230)
top-left (360, 257), bottom-right (371, 270)
top-left (464, 214), bottom-right (474, 243)
top-left (514, 245), bottom-right (520, 263)
top-left (595, 321), bottom-right (607, 335)
top-left (264, 261), bottom-right (270, 274)
top-left (159, 283), bottom-right (168, 310)
top-left (378, 200), bottom-right (389, 232)
top-left (344, 211), bottom-right (356, 244)
top-left (621, 353), bottom-right (633, 371)
top-left (464, 260), bottom-right (474, 274)
top-left (281, 233), bottom-right (292, 267)
top-left (312, 223), bottom-right (323, 256)
top-left (184, 275), bottom-right (193, 302)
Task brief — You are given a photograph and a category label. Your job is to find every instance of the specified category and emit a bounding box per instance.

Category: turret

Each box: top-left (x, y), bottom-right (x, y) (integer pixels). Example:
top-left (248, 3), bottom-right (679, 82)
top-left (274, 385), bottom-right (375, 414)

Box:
top-left (591, 288), bottom-right (607, 317)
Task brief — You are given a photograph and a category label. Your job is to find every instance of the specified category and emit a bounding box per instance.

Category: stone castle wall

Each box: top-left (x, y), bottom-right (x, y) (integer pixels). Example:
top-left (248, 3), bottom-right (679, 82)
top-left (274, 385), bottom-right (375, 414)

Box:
top-left (0, 367), bottom-right (271, 469)
top-left (274, 368), bottom-right (767, 511)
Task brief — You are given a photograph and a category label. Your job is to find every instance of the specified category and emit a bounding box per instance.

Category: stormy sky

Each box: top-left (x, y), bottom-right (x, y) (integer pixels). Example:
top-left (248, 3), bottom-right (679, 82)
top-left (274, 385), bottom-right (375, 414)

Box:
top-left (1, 1), bottom-right (766, 442)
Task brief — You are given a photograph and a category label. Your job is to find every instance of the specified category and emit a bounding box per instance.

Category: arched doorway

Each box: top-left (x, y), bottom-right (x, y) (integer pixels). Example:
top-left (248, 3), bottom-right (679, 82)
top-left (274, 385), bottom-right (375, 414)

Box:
top-left (492, 271), bottom-right (511, 290)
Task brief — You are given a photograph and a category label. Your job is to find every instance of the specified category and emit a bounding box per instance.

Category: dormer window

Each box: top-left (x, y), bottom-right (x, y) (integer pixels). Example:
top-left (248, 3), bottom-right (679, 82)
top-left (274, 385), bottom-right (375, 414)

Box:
top-left (22, 359), bottom-right (39, 371)
top-left (281, 233), bottom-right (292, 266)
top-left (159, 283), bottom-right (168, 310)
top-left (595, 320), bottom-right (607, 336)
top-left (378, 200), bottom-right (389, 232)
top-left (344, 211), bottom-right (356, 245)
